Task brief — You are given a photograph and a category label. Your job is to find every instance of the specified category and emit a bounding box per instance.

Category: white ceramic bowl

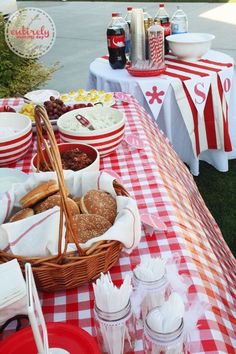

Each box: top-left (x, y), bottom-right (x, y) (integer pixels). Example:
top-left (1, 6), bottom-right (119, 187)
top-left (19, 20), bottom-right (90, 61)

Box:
top-left (57, 107), bottom-right (125, 157)
top-left (0, 113), bottom-right (32, 166)
top-left (31, 142), bottom-right (100, 173)
top-left (25, 89), bottom-right (60, 104)
top-left (166, 33), bottom-right (215, 60)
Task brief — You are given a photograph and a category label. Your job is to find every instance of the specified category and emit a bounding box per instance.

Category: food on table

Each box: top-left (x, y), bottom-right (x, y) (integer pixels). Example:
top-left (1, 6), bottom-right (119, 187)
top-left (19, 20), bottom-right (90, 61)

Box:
top-left (13, 184), bottom-right (116, 245)
top-left (59, 107), bottom-right (121, 132)
top-left (0, 127), bottom-right (19, 138)
top-left (20, 180), bottom-right (59, 208)
top-left (73, 196), bottom-right (82, 212)
top-left (20, 96), bottom-right (94, 122)
top-left (60, 89), bottom-right (114, 107)
top-left (34, 194), bottom-right (79, 216)
top-left (70, 214), bottom-right (112, 243)
top-left (43, 96), bottom-right (71, 120)
top-left (80, 189), bottom-right (117, 224)
top-left (19, 102), bottom-right (35, 121)
top-left (9, 208), bottom-right (34, 222)
top-left (39, 148), bottom-right (93, 172)
top-left (0, 105), bottom-right (16, 113)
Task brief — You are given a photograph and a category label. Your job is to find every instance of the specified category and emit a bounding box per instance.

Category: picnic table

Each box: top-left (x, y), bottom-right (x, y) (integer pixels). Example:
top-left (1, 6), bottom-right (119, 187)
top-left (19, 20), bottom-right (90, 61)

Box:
top-left (0, 94), bottom-right (235, 353)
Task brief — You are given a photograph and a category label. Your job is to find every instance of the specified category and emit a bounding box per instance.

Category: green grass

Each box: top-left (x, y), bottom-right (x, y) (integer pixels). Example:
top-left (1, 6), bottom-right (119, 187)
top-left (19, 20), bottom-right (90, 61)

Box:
top-left (194, 160), bottom-right (236, 257)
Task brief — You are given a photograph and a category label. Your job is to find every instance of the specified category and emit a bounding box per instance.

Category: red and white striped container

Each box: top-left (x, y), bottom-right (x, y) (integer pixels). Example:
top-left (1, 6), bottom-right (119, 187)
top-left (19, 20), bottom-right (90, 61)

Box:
top-left (0, 113), bottom-right (32, 166)
top-left (148, 24), bottom-right (165, 67)
top-left (57, 107), bottom-right (125, 157)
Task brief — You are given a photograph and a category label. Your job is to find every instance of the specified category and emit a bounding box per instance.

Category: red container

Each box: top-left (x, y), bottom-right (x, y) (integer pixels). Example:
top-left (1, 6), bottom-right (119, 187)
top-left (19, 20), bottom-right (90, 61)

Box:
top-left (0, 322), bottom-right (101, 354)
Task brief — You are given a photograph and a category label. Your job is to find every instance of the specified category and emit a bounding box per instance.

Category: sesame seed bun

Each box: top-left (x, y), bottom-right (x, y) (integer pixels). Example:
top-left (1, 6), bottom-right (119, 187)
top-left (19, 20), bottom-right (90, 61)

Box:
top-left (80, 190), bottom-right (117, 224)
top-left (34, 194), bottom-right (80, 216)
top-left (70, 214), bottom-right (112, 243)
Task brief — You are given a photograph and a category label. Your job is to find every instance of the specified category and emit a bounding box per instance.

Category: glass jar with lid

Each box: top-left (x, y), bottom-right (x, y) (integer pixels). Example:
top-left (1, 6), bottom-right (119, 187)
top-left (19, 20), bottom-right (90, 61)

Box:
top-left (94, 300), bottom-right (135, 354)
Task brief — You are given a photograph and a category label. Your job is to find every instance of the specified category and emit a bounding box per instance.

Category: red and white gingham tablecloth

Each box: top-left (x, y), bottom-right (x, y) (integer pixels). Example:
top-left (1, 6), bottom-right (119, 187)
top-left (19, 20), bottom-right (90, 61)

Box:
top-left (0, 95), bottom-right (235, 353)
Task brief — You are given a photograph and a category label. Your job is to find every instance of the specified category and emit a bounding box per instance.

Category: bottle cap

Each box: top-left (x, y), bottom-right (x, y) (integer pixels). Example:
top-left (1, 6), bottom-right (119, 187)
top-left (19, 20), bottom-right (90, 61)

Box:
top-left (127, 6), bottom-right (133, 11)
top-left (112, 12), bottom-right (119, 17)
top-left (159, 3), bottom-right (164, 7)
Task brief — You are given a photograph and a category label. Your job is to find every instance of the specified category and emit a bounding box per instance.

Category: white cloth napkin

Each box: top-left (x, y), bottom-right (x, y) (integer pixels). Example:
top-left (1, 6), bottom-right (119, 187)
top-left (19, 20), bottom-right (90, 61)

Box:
top-left (0, 259), bottom-right (27, 325)
top-left (0, 171), bottom-right (141, 257)
top-left (0, 207), bottom-right (62, 257)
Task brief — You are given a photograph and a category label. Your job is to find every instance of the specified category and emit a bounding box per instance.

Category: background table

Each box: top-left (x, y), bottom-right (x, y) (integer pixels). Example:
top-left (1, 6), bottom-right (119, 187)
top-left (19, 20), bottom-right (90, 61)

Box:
top-left (0, 95), bottom-right (235, 352)
top-left (87, 50), bottom-right (236, 176)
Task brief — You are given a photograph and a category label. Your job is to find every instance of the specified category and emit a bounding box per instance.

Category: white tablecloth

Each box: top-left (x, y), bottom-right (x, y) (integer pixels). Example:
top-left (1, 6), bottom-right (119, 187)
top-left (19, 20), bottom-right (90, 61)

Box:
top-left (87, 50), bottom-right (236, 175)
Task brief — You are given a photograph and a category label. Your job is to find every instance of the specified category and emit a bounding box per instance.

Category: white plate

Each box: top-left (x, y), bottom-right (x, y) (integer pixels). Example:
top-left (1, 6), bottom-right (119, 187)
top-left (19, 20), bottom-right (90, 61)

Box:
top-left (0, 168), bottom-right (28, 196)
top-left (25, 89), bottom-right (60, 104)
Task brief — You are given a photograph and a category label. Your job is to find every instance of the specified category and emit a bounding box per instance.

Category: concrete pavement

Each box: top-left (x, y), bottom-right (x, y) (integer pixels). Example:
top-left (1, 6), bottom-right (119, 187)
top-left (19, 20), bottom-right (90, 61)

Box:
top-left (18, 1), bottom-right (236, 92)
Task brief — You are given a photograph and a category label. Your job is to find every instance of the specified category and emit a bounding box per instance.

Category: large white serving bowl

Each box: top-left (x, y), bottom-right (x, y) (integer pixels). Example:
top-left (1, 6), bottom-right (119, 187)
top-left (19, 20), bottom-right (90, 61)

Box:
top-left (57, 106), bottom-right (125, 157)
top-left (166, 33), bottom-right (215, 60)
top-left (0, 113), bottom-right (32, 166)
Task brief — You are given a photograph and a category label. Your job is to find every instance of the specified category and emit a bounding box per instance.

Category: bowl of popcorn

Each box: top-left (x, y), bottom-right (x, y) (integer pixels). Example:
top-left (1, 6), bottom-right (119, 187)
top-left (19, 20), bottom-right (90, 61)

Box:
top-left (57, 106), bottom-right (125, 157)
top-left (0, 113), bottom-right (32, 166)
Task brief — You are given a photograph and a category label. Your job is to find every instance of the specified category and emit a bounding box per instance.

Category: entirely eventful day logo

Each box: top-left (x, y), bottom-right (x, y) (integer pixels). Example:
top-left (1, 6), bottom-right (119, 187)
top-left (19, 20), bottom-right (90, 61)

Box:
top-left (5, 7), bottom-right (56, 59)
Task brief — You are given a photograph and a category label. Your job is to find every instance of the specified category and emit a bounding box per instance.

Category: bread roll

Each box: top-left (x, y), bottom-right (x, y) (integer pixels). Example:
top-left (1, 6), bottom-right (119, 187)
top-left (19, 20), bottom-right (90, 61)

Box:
top-left (70, 214), bottom-right (111, 243)
top-left (9, 208), bottom-right (34, 222)
top-left (80, 189), bottom-right (117, 224)
top-left (20, 180), bottom-right (59, 208)
top-left (34, 194), bottom-right (80, 216)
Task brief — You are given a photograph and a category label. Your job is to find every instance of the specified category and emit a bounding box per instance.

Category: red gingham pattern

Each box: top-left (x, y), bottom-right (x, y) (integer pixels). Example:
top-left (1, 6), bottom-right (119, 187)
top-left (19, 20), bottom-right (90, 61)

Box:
top-left (0, 95), bottom-right (235, 353)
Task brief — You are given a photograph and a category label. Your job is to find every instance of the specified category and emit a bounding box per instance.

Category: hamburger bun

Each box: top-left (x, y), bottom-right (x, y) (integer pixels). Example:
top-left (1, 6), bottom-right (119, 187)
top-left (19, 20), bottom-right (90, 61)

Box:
top-left (20, 180), bottom-right (59, 208)
top-left (80, 189), bottom-right (117, 224)
top-left (70, 214), bottom-right (112, 243)
top-left (9, 208), bottom-right (34, 222)
top-left (34, 194), bottom-right (79, 216)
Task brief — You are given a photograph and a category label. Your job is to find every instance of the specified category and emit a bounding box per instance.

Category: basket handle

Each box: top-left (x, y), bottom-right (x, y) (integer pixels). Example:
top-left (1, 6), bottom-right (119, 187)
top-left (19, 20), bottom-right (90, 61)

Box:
top-left (34, 105), bottom-right (85, 256)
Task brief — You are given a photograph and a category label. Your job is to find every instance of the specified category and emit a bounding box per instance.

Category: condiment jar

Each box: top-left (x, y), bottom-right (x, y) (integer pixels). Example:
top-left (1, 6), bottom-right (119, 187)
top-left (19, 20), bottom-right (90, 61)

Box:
top-left (144, 309), bottom-right (184, 354)
top-left (132, 270), bottom-right (169, 321)
top-left (94, 300), bottom-right (135, 354)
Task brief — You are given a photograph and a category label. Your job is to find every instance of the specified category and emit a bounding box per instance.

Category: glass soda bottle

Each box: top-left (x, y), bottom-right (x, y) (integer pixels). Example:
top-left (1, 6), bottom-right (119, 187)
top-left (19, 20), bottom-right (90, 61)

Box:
top-left (107, 12), bottom-right (127, 69)
top-left (154, 3), bottom-right (171, 55)
top-left (171, 6), bottom-right (188, 34)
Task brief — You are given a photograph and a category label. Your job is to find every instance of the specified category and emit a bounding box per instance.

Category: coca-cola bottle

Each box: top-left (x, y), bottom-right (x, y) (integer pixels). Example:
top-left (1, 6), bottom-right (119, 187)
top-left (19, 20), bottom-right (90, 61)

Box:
top-left (107, 12), bottom-right (127, 69)
top-left (154, 3), bottom-right (171, 54)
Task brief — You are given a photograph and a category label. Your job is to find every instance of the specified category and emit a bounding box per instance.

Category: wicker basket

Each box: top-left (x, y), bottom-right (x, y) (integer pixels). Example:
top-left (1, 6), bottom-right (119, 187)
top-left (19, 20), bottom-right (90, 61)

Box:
top-left (0, 106), bottom-right (128, 292)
